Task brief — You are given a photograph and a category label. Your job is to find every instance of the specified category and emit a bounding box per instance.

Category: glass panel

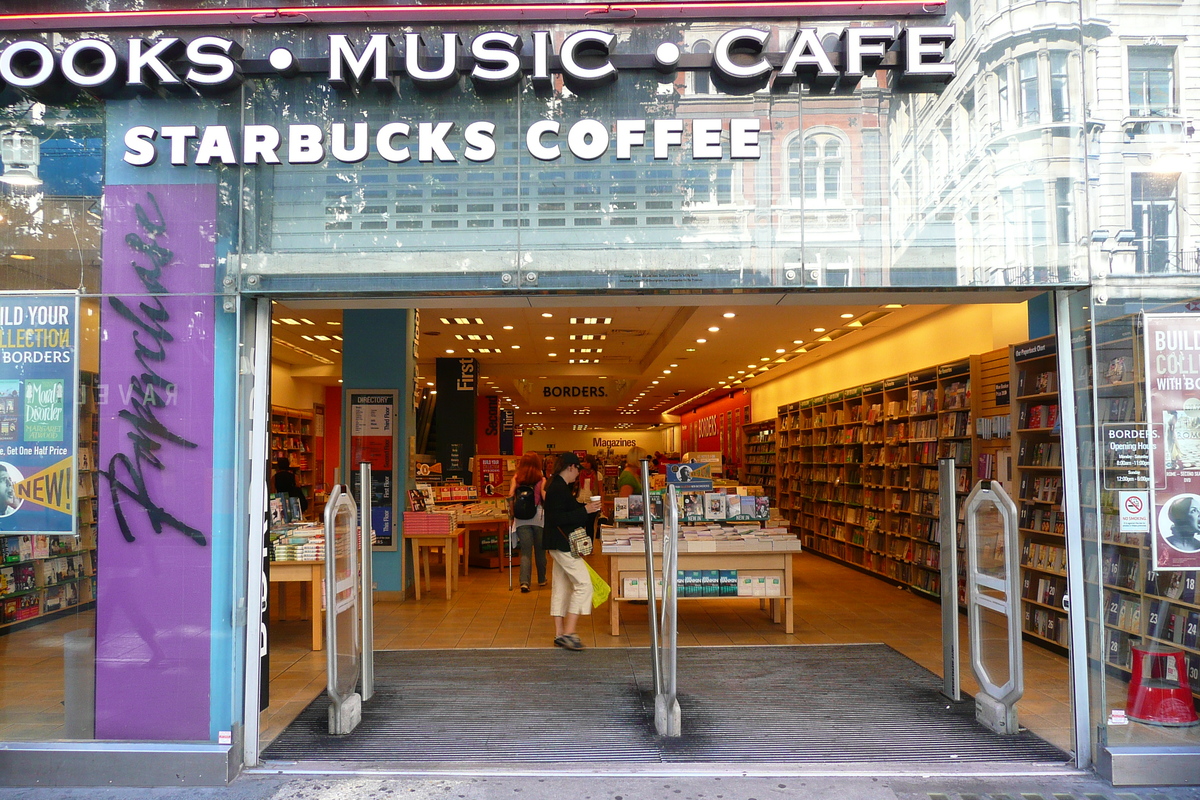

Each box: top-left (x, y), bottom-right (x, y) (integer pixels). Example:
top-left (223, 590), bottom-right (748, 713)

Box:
top-left (974, 502), bottom-right (1008, 582)
top-left (1075, 282), bottom-right (1200, 756)
top-left (979, 603), bottom-right (1013, 692)
top-left (211, 17), bottom-right (1090, 293)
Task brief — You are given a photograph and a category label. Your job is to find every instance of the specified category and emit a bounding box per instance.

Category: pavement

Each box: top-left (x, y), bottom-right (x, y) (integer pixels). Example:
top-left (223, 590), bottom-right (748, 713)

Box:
top-left (3, 767), bottom-right (1200, 800)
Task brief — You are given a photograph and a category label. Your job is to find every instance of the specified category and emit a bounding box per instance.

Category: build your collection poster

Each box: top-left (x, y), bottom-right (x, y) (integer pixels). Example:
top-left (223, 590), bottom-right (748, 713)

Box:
top-left (0, 293), bottom-right (77, 535)
top-left (1145, 312), bottom-right (1200, 570)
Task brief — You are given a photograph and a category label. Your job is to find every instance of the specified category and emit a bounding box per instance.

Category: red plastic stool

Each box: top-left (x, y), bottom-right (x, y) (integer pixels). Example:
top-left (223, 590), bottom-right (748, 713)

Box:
top-left (1126, 646), bottom-right (1200, 726)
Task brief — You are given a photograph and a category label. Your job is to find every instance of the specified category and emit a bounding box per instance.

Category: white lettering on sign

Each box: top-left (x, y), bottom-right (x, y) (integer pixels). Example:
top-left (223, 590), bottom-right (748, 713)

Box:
top-left (0, 26), bottom-right (956, 98)
top-left (123, 119), bottom-right (766, 167)
top-left (456, 358), bottom-right (476, 392)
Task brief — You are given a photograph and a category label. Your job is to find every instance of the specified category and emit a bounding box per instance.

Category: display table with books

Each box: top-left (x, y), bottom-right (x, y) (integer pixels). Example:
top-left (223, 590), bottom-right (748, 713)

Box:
top-left (600, 526), bottom-right (800, 636)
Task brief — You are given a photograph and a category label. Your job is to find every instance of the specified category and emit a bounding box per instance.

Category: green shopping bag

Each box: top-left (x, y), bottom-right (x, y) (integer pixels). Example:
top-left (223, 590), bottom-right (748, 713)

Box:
top-left (586, 561), bottom-right (611, 607)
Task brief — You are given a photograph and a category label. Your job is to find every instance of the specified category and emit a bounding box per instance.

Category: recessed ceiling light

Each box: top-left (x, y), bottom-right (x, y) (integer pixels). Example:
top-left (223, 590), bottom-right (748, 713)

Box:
top-left (793, 339), bottom-right (804, 344)
top-left (662, 369), bottom-right (671, 374)
top-left (747, 364), bottom-right (756, 369)
top-left (718, 380), bottom-right (726, 384)
top-left (548, 352), bottom-right (557, 357)
top-left (279, 318), bottom-right (300, 325)
top-left (512, 345), bottom-right (521, 349)
top-left (685, 348), bottom-right (696, 353)
top-left (775, 348), bottom-right (786, 354)
top-left (445, 349), bottom-right (455, 354)
top-left (545, 336), bottom-right (555, 340)
top-left (813, 327), bottom-right (826, 333)
top-left (652, 380), bottom-right (659, 384)
top-left (737, 370), bottom-right (745, 374)
top-left (840, 313), bottom-right (854, 319)
top-left (696, 338), bottom-right (707, 344)
top-left (669, 363), bottom-right (678, 368)
top-left (542, 312), bottom-right (553, 318)
top-left (503, 325), bottom-right (514, 330)
top-left (426, 382), bottom-right (434, 387)
top-left (723, 312), bottom-right (736, 318)
top-left (882, 303), bottom-right (905, 309)
top-left (707, 326), bottom-right (720, 332)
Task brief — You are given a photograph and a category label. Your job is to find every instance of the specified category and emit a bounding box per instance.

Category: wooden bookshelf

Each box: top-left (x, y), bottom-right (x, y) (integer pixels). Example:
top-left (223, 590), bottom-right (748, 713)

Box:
top-left (1010, 336), bottom-right (1067, 649)
top-left (741, 420), bottom-right (776, 495)
top-left (0, 371), bottom-right (98, 632)
top-left (776, 357), bottom-right (983, 600)
top-left (270, 405), bottom-right (316, 518)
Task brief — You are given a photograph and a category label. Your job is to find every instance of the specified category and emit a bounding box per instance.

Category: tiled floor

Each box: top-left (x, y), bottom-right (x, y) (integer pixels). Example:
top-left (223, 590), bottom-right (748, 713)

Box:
top-left (261, 550), bottom-right (1077, 753)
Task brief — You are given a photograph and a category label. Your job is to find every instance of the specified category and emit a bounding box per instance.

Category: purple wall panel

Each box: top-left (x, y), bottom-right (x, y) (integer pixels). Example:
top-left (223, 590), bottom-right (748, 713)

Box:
top-left (95, 184), bottom-right (216, 740)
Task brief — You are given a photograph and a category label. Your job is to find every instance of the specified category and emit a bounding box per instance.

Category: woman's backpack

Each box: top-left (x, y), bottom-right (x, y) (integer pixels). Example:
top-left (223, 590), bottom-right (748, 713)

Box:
top-left (512, 483), bottom-right (537, 519)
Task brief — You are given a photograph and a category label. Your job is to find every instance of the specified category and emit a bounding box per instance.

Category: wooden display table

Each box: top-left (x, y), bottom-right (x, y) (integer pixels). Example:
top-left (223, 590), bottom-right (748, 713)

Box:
top-left (404, 531), bottom-right (459, 600)
top-left (604, 548), bottom-right (794, 636)
top-left (459, 514), bottom-right (515, 572)
top-left (269, 559), bottom-right (324, 651)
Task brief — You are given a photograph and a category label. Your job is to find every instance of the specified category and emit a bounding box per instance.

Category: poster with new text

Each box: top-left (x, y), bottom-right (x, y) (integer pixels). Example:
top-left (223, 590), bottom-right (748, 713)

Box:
top-left (0, 293), bottom-right (77, 535)
top-left (1145, 313), bottom-right (1200, 570)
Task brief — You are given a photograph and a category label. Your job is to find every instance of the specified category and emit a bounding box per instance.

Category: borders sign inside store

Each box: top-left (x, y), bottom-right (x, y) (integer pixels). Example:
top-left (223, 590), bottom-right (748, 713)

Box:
top-left (1145, 313), bottom-right (1200, 570)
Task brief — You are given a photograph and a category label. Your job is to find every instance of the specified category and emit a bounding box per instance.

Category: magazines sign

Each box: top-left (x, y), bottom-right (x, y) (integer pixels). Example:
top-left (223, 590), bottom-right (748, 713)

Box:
top-left (1145, 313), bottom-right (1200, 569)
top-left (0, 293), bottom-right (78, 535)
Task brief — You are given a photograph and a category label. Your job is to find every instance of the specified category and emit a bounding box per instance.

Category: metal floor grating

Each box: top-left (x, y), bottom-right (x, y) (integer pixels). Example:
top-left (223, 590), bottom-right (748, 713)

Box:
top-left (263, 644), bottom-right (1069, 764)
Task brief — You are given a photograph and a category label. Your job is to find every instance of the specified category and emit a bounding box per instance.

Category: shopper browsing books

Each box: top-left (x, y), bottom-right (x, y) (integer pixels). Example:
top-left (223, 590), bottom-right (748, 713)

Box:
top-left (273, 457), bottom-right (308, 515)
top-left (543, 452), bottom-right (602, 651)
top-left (508, 452), bottom-right (548, 592)
top-left (617, 446), bottom-right (647, 497)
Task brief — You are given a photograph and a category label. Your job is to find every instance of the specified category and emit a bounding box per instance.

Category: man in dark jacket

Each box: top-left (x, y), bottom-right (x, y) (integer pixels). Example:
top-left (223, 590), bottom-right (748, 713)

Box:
top-left (543, 452), bottom-right (602, 650)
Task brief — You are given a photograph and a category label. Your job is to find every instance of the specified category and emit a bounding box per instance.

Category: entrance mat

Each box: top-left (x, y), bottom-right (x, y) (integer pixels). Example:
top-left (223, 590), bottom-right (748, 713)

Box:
top-left (262, 645), bottom-right (1068, 764)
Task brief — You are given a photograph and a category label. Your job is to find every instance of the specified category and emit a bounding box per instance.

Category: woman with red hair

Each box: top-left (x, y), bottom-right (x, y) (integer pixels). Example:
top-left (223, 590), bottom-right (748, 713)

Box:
top-left (508, 452), bottom-right (548, 591)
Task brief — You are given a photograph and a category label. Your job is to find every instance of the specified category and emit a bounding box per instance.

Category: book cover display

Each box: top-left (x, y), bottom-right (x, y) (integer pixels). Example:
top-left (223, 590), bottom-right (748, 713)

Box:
top-left (0, 295), bottom-right (78, 536)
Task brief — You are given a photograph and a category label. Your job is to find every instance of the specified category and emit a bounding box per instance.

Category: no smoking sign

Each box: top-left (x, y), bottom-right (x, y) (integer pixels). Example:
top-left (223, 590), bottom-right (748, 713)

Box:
top-left (1119, 491), bottom-right (1150, 533)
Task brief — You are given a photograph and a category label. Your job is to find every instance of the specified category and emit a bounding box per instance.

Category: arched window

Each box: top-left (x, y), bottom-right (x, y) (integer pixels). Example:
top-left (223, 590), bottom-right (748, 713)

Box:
top-left (693, 42), bottom-right (712, 95)
top-left (788, 132), bottom-right (846, 205)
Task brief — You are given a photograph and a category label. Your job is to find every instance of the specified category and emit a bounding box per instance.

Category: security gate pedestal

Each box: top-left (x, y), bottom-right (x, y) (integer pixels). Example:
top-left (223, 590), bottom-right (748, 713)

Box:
top-left (962, 480), bottom-right (1024, 736)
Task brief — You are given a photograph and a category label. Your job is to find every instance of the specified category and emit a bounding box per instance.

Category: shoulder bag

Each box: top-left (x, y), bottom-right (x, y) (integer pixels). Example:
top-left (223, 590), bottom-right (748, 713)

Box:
top-left (567, 526), bottom-right (593, 558)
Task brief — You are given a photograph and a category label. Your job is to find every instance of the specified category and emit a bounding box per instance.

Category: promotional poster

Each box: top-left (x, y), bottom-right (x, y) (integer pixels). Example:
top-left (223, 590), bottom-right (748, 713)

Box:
top-left (0, 293), bottom-right (77, 535)
top-left (1145, 313), bottom-right (1200, 570)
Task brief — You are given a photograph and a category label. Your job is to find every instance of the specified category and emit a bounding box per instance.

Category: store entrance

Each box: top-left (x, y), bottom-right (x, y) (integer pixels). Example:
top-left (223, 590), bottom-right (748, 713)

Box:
top-left (257, 292), bottom-right (1076, 766)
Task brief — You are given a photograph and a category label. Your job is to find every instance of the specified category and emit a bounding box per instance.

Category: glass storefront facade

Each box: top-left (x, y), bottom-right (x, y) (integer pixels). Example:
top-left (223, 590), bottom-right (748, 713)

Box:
top-left (0, 0), bottom-right (1196, 785)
